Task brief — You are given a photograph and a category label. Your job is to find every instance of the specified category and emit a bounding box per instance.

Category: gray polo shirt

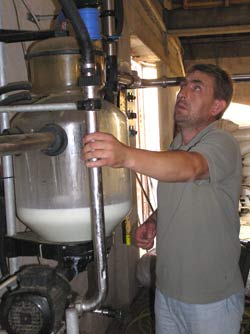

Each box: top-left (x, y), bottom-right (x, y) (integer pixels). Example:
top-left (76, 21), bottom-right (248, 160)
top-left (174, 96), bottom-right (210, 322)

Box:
top-left (156, 121), bottom-right (243, 304)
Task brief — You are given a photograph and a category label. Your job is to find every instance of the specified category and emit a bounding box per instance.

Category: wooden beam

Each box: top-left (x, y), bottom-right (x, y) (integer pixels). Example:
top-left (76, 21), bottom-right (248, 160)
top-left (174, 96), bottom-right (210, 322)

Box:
top-left (144, 0), bottom-right (166, 32)
top-left (164, 4), bottom-right (250, 36)
top-left (168, 25), bottom-right (250, 37)
top-left (180, 33), bottom-right (250, 59)
top-left (182, 0), bottom-right (250, 7)
top-left (125, 0), bottom-right (169, 63)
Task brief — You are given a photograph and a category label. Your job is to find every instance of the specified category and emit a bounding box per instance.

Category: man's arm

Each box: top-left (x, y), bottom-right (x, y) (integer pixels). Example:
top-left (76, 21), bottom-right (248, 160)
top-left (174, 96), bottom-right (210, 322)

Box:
top-left (83, 132), bottom-right (209, 182)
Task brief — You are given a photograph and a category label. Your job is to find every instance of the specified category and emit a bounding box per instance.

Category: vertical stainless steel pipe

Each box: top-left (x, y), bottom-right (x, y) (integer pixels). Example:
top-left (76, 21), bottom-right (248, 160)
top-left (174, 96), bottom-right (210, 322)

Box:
top-left (66, 308), bottom-right (80, 334)
top-left (76, 108), bottom-right (108, 312)
top-left (101, 0), bottom-right (115, 39)
top-left (0, 1), bottom-right (19, 275)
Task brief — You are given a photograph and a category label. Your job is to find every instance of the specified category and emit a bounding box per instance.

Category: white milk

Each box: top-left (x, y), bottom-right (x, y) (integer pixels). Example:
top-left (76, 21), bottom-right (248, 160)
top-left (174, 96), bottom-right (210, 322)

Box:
top-left (17, 201), bottom-right (131, 242)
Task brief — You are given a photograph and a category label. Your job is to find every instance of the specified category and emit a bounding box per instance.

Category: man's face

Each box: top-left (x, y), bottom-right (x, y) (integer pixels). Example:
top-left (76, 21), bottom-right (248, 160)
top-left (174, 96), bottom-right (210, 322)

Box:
top-left (174, 70), bottom-right (217, 128)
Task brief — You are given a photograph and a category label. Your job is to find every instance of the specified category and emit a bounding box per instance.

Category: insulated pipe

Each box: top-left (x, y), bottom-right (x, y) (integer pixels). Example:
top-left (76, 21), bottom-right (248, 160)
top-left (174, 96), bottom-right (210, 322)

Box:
top-left (0, 132), bottom-right (55, 156)
top-left (58, 0), bottom-right (94, 64)
top-left (75, 109), bottom-right (108, 313)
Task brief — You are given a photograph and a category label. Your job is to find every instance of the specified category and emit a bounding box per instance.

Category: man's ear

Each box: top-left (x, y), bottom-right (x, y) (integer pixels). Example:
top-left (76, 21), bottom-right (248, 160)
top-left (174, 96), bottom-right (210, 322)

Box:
top-left (211, 99), bottom-right (226, 117)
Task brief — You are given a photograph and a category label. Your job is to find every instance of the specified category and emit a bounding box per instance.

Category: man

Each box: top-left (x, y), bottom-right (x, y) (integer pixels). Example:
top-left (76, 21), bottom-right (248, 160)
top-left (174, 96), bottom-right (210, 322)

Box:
top-left (83, 64), bottom-right (244, 334)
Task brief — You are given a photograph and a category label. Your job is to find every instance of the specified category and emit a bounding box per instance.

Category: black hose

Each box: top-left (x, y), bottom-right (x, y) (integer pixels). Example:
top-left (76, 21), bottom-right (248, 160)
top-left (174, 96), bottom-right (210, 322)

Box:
top-left (105, 55), bottom-right (117, 103)
top-left (0, 29), bottom-right (57, 44)
top-left (0, 81), bottom-right (32, 96)
top-left (115, 0), bottom-right (124, 37)
top-left (74, 0), bottom-right (99, 8)
top-left (58, 0), bottom-right (94, 64)
top-left (0, 92), bottom-right (32, 106)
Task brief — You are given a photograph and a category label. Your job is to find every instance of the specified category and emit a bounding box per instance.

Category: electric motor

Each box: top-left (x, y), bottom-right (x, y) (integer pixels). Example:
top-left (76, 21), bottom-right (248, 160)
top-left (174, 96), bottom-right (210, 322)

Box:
top-left (0, 265), bottom-right (72, 334)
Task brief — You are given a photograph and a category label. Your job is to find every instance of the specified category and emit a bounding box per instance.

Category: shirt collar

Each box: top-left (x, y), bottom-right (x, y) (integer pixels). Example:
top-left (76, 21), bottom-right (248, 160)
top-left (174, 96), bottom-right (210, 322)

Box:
top-left (170, 121), bottom-right (218, 151)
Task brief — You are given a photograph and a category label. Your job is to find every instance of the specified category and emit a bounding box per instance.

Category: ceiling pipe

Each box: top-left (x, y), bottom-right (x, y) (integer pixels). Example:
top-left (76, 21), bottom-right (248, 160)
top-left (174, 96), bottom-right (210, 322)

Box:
top-left (118, 71), bottom-right (250, 89)
top-left (118, 71), bottom-right (183, 88)
top-left (232, 74), bottom-right (250, 82)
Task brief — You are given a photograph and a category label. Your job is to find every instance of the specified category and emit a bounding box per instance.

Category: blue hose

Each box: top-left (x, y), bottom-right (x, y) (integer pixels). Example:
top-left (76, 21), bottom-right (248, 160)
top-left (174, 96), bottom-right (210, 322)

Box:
top-left (79, 8), bottom-right (101, 41)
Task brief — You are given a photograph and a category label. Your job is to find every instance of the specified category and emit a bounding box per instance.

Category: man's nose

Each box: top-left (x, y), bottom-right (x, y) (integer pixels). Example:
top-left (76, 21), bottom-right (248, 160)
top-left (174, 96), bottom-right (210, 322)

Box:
top-left (178, 87), bottom-right (187, 99)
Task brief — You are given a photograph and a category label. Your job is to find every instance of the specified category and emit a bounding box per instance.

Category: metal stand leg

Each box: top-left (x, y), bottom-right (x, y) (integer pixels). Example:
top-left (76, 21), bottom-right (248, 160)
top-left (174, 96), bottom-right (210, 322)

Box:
top-left (66, 307), bottom-right (80, 334)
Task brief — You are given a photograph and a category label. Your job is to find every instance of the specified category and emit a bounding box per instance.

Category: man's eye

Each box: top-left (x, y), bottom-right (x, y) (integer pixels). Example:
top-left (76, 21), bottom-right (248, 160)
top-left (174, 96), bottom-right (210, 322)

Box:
top-left (193, 85), bottom-right (201, 91)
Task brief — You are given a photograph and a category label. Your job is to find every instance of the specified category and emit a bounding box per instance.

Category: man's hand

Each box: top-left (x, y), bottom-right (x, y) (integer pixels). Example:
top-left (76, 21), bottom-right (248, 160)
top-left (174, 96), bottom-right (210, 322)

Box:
top-left (83, 132), bottom-right (131, 168)
top-left (135, 213), bottom-right (157, 250)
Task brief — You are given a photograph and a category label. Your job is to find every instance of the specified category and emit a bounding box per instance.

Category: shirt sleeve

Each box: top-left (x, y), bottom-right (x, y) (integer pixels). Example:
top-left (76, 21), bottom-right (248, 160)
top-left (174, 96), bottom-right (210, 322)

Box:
top-left (191, 129), bottom-right (241, 184)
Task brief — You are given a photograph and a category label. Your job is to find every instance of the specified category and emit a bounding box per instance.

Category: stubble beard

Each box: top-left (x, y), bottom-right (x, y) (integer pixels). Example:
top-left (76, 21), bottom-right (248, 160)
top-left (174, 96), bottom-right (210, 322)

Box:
top-left (174, 109), bottom-right (209, 131)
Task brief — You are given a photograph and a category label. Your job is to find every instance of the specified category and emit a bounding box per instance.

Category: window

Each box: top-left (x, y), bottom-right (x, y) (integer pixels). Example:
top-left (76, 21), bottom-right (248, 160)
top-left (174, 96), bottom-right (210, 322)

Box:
top-left (131, 60), bottom-right (159, 227)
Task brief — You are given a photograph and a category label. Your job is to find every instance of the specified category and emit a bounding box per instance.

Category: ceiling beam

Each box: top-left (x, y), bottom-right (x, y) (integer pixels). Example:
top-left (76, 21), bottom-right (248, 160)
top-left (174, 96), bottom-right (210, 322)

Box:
top-left (185, 0), bottom-right (250, 8)
top-left (180, 33), bottom-right (250, 59)
top-left (164, 4), bottom-right (250, 36)
top-left (169, 25), bottom-right (250, 37)
top-left (167, 0), bottom-right (250, 10)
